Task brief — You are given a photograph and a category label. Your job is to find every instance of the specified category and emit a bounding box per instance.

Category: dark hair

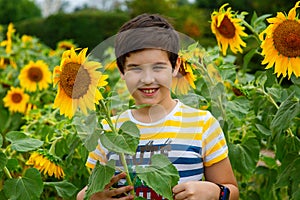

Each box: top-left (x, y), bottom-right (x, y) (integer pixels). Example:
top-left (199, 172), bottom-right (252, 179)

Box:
top-left (115, 13), bottom-right (180, 74)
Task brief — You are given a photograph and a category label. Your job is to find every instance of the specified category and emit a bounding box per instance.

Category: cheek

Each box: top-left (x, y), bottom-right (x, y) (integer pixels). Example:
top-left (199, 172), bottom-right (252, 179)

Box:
top-left (158, 73), bottom-right (173, 88)
top-left (123, 72), bottom-right (139, 94)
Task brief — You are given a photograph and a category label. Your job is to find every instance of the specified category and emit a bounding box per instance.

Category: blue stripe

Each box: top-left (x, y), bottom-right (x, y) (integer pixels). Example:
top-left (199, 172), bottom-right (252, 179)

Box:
top-left (170, 157), bottom-right (202, 164)
top-left (178, 168), bottom-right (204, 177)
top-left (111, 156), bottom-right (202, 167)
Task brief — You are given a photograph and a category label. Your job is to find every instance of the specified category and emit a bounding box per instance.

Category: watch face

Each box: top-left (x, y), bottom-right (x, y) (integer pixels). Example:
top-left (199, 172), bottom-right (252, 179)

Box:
top-left (222, 187), bottom-right (230, 200)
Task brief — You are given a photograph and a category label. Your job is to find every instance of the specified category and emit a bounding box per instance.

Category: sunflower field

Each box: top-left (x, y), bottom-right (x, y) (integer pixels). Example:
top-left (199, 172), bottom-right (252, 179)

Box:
top-left (0, 2), bottom-right (300, 200)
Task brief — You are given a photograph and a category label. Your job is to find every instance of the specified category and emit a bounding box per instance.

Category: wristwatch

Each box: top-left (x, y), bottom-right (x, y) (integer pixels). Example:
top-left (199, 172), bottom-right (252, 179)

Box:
top-left (216, 183), bottom-right (230, 200)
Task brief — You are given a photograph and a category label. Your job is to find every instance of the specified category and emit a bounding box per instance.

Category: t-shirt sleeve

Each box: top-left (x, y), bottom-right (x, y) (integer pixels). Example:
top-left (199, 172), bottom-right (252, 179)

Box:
top-left (86, 139), bottom-right (108, 169)
top-left (201, 112), bottom-right (228, 167)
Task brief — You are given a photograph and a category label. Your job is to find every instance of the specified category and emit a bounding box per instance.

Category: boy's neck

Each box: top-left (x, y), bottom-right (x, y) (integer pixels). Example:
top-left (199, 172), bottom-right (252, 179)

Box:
top-left (132, 99), bottom-right (177, 123)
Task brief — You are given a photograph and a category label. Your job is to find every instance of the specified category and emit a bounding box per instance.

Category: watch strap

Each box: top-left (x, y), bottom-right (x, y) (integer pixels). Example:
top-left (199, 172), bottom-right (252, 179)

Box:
top-left (215, 183), bottom-right (230, 200)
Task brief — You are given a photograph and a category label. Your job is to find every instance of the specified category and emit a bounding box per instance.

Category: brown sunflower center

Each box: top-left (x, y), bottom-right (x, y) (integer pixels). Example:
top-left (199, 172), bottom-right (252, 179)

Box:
top-left (4, 58), bottom-right (10, 65)
top-left (217, 15), bottom-right (236, 39)
top-left (273, 20), bottom-right (300, 57)
top-left (28, 67), bottom-right (43, 82)
top-left (12, 93), bottom-right (22, 103)
top-left (179, 64), bottom-right (187, 76)
top-left (60, 62), bottom-right (91, 99)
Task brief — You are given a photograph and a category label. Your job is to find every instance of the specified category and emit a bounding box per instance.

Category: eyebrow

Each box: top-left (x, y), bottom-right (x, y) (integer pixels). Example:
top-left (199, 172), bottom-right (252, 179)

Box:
top-left (125, 62), bottom-right (169, 68)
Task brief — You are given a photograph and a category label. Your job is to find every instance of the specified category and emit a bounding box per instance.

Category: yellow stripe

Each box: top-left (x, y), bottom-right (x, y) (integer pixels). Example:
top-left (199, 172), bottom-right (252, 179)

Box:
top-left (140, 132), bottom-right (202, 140)
top-left (202, 117), bottom-right (214, 133)
top-left (174, 111), bottom-right (207, 117)
top-left (206, 139), bottom-right (226, 156)
top-left (204, 151), bottom-right (228, 167)
top-left (205, 127), bottom-right (222, 143)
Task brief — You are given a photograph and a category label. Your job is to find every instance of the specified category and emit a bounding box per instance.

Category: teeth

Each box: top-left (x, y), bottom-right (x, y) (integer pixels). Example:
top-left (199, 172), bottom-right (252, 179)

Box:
top-left (142, 89), bottom-right (156, 94)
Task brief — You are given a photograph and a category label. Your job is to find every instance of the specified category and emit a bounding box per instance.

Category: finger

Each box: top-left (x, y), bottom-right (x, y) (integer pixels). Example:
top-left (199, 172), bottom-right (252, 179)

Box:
top-left (105, 172), bottom-right (127, 189)
top-left (172, 184), bottom-right (186, 194)
top-left (118, 194), bottom-right (134, 200)
top-left (108, 185), bottom-right (134, 197)
top-left (173, 191), bottom-right (188, 200)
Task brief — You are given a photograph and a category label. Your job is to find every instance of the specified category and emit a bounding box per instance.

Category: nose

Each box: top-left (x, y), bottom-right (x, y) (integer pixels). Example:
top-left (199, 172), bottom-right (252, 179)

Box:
top-left (141, 69), bottom-right (155, 84)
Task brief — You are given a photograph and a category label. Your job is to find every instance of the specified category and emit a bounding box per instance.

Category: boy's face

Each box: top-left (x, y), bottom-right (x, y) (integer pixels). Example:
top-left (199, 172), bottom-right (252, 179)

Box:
top-left (121, 49), bottom-right (179, 107)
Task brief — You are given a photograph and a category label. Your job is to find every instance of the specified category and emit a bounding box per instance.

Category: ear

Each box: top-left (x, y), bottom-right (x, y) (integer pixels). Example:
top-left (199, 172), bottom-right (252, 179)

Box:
top-left (172, 57), bottom-right (181, 77)
top-left (120, 71), bottom-right (125, 80)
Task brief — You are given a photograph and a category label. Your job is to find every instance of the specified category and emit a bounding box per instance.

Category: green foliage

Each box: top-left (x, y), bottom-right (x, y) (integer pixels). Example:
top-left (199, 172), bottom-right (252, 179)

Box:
top-left (100, 121), bottom-right (140, 155)
top-left (3, 168), bottom-right (43, 200)
top-left (15, 11), bottom-right (130, 50)
top-left (44, 181), bottom-right (78, 198)
top-left (136, 154), bottom-right (180, 200)
top-left (84, 160), bottom-right (116, 200)
top-left (0, 0), bottom-right (41, 24)
top-left (5, 131), bottom-right (43, 152)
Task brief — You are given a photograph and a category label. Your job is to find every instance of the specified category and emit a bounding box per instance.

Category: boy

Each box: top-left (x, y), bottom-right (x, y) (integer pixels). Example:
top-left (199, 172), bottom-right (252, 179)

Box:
top-left (77, 13), bottom-right (239, 200)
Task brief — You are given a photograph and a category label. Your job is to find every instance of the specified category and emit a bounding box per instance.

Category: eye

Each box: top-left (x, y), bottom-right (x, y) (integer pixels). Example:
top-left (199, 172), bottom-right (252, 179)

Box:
top-left (127, 66), bottom-right (142, 71)
top-left (153, 65), bottom-right (166, 70)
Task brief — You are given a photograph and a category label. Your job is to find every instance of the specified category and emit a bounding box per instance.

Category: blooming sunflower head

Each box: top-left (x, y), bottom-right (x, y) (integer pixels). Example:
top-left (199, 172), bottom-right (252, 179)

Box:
top-left (53, 48), bottom-right (108, 119)
top-left (26, 150), bottom-right (65, 179)
top-left (57, 40), bottom-right (76, 50)
top-left (3, 87), bottom-right (30, 114)
top-left (259, 1), bottom-right (300, 78)
top-left (211, 3), bottom-right (248, 56)
top-left (19, 60), bottom-right (52, 92)
top-left (172, 51), bottom-right (197, 95)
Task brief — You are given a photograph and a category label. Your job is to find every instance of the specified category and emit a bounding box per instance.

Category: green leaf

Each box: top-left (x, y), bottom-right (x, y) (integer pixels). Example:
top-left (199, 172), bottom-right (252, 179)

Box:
top-left (134, 197), bottom-right (147, 200)
top-left (3, 168), bottom-right (43, 200)
top-left (275, 153), bottom-right (300, 196)
top-left (270, 92), bottom-right (300, 135)
top-left (0, 105), bottom-right (9, 132)
top-left (255, 124), bottom-right (272, 137)
top-left (228, 138), bottom-right (260, 177)
top-left (0, 190), bottom-right (7, 200)
top-left (243, 49), bottom-right (257, 70)
top-left (45, 181), bottom-right (77, 198)
top-left (0, 134), bottom-right (3, 147)
top-left (84, 160), bottom-right (116, 200)
top-left (73, 112), bottom-right (102, 152)
top-left (136, 154), bottom-right (179, 200)
top-left (226, 97), bottom-right (249, 119)
top-left (100, 121), bottom-right (140, 155)
top-left (0, 151), bottom-right (7, 170)
top-left (5, 131), bottom-right (43, 152)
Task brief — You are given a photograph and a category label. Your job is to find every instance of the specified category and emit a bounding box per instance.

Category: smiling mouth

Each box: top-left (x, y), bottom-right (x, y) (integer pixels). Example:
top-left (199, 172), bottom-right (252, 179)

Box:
top-left (140, 88), bottom-right (158, 94)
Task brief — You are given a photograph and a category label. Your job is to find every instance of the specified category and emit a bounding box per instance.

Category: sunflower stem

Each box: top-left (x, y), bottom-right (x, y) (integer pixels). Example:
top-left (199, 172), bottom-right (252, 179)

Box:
top-left (262, 88), bottom-right (295, 137)
top-left (4, 166), bottom-right (12, 179)
top-left (242, 20), bottom-right (260, 43)
top-left (99, 99), bottom-right (135, 196)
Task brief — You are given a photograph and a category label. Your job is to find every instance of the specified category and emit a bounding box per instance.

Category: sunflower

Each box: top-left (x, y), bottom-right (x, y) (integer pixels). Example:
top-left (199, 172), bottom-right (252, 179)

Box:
top-left (211, 3), bottom-right (248, 56)
top-left (172, 52), bottom-right (197, 95)
top-left (57, 40), bottom-right (76, 50)
top-left (21, 34), bottom-right (33, 44)
top-left (0, 23), bottom-right (15, 54)
top-left (26, 150), bottom-right (65, 179)
top-left (1, 57), bottom-right (17, 69)
top-left (19, 60), bottom-right (52, 92)
top-left (104, 60), bottom-right (118, 71)
top-left (259, 1), bottom-right (300, 78)
top-left (3, 87), bottom-right (30, 114)
top-left (53, 48), bottom-right (108, 118)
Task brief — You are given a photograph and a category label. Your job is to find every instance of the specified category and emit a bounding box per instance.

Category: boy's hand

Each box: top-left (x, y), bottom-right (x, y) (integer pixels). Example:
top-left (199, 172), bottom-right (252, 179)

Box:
top-left (172, 181), bottom-right (219, 200)
top-left (90, 172), bottom-right (134, 200)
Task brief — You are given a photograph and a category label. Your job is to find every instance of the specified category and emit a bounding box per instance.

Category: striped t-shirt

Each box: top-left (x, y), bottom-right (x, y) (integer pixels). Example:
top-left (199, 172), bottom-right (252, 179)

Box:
top-left (86, 100), bottom-right (228, 199)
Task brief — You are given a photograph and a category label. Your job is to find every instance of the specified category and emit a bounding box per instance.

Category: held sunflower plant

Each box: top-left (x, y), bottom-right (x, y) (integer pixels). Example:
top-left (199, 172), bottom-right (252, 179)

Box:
top-left (52, 47), bottom-right (180, 200)
top-left (205, 2), bottom-right (300, 200)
